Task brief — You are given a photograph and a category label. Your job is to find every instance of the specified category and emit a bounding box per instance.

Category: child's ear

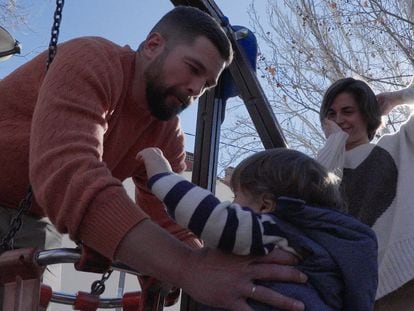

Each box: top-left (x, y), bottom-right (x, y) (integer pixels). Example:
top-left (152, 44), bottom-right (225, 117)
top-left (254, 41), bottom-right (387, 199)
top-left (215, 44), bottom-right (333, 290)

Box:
top-left (260, 193), bottom-right (276, 213)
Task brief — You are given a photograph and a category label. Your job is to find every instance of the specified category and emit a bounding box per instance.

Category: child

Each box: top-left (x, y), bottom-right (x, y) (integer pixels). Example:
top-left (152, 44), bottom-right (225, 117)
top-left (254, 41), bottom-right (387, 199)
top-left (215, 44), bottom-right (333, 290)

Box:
top-left (137, 147), bottom-right (378, 310)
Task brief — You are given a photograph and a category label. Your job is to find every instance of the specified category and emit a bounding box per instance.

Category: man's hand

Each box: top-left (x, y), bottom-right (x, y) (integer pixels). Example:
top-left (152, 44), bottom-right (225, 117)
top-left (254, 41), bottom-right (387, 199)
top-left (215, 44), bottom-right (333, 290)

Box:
top-left (117, 221), bottom-right (306, 311)
top-left (136, 147), bottom-right (173, 178)
top-left (322, 118), bottom-right (343, 138)
top-left (181, 247), bottom-right (306, 311)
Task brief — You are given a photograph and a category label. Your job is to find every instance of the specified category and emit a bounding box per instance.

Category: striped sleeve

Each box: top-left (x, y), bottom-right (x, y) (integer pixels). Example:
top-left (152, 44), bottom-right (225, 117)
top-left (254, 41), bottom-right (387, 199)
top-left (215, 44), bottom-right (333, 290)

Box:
top-left (147, 172), bottom-right (291, 256)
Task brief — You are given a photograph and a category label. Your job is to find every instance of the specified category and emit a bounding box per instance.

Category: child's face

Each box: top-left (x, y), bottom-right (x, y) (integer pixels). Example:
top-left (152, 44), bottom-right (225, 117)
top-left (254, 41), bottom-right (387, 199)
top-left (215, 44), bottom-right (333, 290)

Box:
top-left (233, 188), bottom-right (262, 213)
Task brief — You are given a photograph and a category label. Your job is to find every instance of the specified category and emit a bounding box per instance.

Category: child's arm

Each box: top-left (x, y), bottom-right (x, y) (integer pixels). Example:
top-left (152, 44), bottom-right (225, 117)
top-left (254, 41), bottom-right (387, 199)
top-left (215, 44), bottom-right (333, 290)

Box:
top-left (136, 151), bottom-right (292, 256)
top-left (136, 147), bottom-right (174, 177)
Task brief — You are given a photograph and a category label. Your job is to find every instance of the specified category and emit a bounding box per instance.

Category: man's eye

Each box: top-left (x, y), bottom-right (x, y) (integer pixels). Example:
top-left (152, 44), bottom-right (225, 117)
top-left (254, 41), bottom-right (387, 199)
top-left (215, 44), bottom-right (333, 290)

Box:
top-left (188, 64), bottom-right (199, 74)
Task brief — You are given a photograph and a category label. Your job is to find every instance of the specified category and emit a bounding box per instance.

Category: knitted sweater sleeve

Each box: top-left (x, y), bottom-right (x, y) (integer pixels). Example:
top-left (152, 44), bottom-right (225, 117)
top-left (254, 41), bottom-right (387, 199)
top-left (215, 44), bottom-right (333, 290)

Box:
top-left (147, 172), bottom-right (292, 256)
top-left (401, 78), bottom-right (414, 103)
top-left (315, 131), bottom-right (349, 178)
top-left (373, 112), bottom-right (414, 298)
top-left (29, 38), bottom-right (147, 259)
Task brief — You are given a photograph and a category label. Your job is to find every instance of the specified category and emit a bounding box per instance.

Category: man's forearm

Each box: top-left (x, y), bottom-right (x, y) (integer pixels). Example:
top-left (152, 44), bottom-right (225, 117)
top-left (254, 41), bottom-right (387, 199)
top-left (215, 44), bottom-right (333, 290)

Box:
top-left (114, 219), bottom-right (192, 287)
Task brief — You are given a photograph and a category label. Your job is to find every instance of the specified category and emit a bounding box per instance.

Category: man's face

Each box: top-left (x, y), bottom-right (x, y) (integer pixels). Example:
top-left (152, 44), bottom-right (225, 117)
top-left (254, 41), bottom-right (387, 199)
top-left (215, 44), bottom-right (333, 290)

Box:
top-left (144, 36), bottom-right (227, 121)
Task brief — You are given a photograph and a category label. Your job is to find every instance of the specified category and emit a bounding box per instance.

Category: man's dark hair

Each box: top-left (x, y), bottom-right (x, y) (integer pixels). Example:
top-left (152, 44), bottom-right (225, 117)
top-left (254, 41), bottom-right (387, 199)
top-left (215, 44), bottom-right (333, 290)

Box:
top-left (319, 78), bottom-right (381, 141)
top-left (150, 6), bottom-right (233, 66)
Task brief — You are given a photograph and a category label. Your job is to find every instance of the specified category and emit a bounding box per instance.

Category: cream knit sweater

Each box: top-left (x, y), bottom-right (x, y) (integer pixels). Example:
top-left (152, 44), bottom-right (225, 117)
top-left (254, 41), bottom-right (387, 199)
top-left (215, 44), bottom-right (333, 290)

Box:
top-left (316, 86), bottom-right (414, 299)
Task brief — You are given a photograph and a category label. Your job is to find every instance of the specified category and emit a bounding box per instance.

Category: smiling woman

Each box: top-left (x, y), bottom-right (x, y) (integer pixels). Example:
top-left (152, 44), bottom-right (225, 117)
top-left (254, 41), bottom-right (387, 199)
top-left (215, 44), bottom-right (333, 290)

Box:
top-left (324, 92), bottom-right (370, 150)
top-left (316, 77), bottom-right (414, 309)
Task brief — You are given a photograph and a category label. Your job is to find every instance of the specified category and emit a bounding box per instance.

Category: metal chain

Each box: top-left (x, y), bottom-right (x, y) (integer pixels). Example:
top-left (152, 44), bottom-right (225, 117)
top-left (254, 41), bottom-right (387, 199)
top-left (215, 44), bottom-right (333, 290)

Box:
top-left (47, 0), bottom-right (65, 69)
top-left (0, 186), bottom-right (33, 250)
top-left (1, 0), bottom-right (65, 252)
top-left (90, 270), bottom-right (113, 296)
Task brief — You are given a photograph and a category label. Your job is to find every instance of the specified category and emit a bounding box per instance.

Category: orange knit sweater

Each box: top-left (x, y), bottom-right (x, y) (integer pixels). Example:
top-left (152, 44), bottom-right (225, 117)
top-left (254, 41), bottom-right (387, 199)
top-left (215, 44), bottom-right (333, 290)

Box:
top-left (0, 37), bottom-right (186, 259)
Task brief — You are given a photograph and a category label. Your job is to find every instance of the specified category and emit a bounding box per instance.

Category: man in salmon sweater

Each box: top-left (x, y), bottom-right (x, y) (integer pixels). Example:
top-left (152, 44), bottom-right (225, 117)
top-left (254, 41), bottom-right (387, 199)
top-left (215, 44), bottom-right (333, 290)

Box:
top-left (0, 6), bottom-right (306, 310)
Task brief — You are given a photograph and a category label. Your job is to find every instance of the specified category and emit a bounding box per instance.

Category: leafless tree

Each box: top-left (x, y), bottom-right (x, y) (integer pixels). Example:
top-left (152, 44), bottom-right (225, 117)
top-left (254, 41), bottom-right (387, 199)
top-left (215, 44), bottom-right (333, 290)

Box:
top-left (0, 0), bottom-right (27, 29)
top-left (219, 0), bottom-right (414, 170)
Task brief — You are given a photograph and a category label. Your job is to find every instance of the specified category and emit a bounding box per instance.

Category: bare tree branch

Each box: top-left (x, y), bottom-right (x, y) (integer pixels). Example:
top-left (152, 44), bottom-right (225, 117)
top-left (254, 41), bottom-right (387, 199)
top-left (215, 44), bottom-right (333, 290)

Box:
top-left (219, 0), bottom-right (414, 169)
top-left (0, 0), bottom-right (27, 29)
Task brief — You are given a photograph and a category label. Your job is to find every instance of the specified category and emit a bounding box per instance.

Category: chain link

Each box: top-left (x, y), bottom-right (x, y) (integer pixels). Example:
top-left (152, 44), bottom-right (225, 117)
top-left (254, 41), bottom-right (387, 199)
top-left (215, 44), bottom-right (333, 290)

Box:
top-left (90, 270), bottom-right (113, 296)
top-left (0, 186), bottom-right (33, 251)
top-left (1, 0), bottom-right (65, 252)
top-left (47, 0), bottom-right (65, 69)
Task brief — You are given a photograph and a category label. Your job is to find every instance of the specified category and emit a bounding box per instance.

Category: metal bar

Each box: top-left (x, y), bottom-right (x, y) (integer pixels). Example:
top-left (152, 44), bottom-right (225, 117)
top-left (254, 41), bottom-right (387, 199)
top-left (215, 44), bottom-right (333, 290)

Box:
top-left (170, 1), bottom-right (289, 311)
top-left (180, 52), bottom-right (227, 311)
top-left (3, 278), bottom-right (41, 311)
top-left (36, 248), bottom-right (140, 276)
top-left (51, 291), bottom-right (123, 308)
top-left (0, 248), bottom-right (44, 311)
top-left (116, 271), bottom-right (127, 311)
top-left (191, 89), bottom-right (225, 191)
top-left (170, 0), bottom-right (287, 148)
top-left (227, 43), bottom-right (287, 148)
top-left (35, 248), bottom-right (175, 309)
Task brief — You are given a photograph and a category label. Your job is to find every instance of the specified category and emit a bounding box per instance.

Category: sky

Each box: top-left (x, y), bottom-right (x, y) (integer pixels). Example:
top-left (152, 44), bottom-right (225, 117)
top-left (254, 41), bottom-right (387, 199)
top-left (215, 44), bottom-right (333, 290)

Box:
top-left (0, 0), bottom-right (267, 154)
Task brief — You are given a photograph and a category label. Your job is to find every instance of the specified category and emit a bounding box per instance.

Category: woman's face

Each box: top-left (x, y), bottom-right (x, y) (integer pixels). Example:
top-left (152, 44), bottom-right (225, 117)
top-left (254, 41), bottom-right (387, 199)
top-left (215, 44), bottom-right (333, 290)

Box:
top-left (326, 92), bottom-right (370, 150)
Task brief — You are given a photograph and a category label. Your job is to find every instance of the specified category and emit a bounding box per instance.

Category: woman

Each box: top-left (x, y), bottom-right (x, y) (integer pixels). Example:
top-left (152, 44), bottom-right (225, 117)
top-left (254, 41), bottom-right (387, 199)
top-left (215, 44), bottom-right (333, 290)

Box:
top-left (317, 77), bottom-right (414, 310)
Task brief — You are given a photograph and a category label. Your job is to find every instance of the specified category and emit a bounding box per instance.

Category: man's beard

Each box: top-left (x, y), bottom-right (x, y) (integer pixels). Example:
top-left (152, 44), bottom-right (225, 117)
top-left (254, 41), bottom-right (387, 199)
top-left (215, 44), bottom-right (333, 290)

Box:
top-left (144, 52), bottom-right (190, 121)
top-left (145, 81), bottom-right (190, 121)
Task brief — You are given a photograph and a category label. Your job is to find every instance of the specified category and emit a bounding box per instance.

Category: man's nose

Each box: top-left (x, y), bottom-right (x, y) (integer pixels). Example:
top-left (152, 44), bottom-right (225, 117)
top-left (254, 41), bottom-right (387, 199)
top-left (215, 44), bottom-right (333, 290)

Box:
top-left (187, 78), bottom-right (206, 97)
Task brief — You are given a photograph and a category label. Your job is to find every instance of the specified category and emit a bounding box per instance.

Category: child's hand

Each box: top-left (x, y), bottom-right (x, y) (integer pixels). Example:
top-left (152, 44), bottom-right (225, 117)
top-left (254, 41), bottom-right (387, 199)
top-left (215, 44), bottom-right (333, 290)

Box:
top-left (136, 147), bottom-right (173, 178)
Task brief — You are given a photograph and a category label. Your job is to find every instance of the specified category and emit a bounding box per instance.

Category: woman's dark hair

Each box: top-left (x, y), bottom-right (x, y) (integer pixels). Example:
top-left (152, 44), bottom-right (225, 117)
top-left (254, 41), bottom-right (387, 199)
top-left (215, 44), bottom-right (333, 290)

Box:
top-left (230, 148), bottom-right (345, 211)
top-left (149, 6), bottom-right (233, 66)
top-left (319, 78), bottom-right (381, 141)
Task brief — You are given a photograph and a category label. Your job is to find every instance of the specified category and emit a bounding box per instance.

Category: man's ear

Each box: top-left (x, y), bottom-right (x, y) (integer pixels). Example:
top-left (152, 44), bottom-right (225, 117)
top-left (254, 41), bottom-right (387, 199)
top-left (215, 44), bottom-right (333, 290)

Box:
top-left (260, 193), bottom-right (276, 213)
top-left (142, 32), bottom-right (165, 59)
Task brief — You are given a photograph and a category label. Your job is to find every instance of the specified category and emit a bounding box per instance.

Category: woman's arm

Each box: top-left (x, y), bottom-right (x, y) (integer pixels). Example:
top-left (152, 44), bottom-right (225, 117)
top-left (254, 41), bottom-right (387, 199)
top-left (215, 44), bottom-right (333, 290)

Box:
top-left (315, 119), bottom-right (348, 178)
top-left (377, 78), bottom-right (414, 115)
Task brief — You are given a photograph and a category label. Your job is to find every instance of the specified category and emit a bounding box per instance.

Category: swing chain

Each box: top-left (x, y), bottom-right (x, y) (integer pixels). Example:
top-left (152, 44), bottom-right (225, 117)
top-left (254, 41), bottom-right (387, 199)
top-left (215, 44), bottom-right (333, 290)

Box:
top-left (0, 185), bottom-right (33, 251)
top-left (47, 0), bottom-right (65, 69)
top-left (90, 269), bottom-right (113, 296)
top-left (1, 1), bottom-right (64, 253)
